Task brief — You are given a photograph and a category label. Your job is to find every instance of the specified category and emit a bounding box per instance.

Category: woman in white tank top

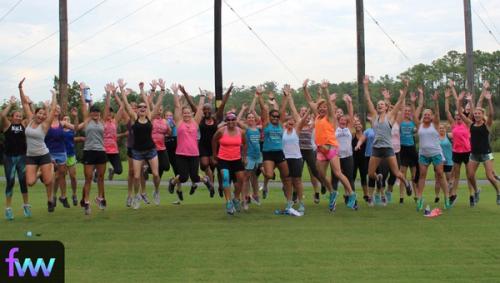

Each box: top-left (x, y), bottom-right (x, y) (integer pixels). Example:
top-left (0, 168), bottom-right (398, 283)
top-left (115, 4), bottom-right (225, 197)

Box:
top-left (414, 91), bottom-right (451, 211)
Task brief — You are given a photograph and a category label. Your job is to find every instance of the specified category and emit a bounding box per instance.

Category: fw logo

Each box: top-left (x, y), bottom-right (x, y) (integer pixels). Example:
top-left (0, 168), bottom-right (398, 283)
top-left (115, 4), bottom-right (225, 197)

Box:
top-left (5, 247), bottom-right (55, 277)
top-left (1, 241), bottom-right (64, 283)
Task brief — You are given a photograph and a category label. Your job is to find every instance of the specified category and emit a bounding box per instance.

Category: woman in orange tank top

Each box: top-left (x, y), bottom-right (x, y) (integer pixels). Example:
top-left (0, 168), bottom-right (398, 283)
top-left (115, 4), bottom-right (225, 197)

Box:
top-left (303, 79), bottom-right (357, 212)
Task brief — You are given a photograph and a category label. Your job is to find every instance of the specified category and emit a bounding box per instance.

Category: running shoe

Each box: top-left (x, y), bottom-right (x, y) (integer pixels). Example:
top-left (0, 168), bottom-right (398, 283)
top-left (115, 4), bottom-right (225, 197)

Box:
top-left (368, 197), bottom-right (374, 207)
top-left (226, 201), bottom-right (235, 215)
top-left (497, 195), bottom-right (500, 205)
top-left (5, 207), bottom-right (13, 220)
top-left (176, 190), bottom-right (184, 201)
top-left (434, 197), bottom-right (440, 204)
top-left (416, 198), bottom-right (424, 212)
top-left (285, 200), bottom-right (294, 211)
top-left (347, 193), bottom-right (357, 209)
top-left (48, 201), bottom-right (55, 213)
top-left (132, 194), bottom-right (141, 210)
top-left (153, 190), bottom-right (160, 205)
top-left (263, 187), bottom-right (269, 199)
top-left (385, 191), bottom-right (392, 203)
top-left (95, 197), bottom-right (106, 210)
top-left (189, 184), bottom-right (198, 195)
top-left (83, 202), bottom-right (91, 215)
top-left (141, 193), bottom-right (150, 204)
top-left (328, 191), bottom-right (338, 212)
top-left (243, 199), bottom-right (249, 211)
top-left (381, 195), bottom-right (387, 207)
top-left (298, 202), bottom-right (305, 213)
top-left (233, 199), bottom-right (241, 212)
top-left (474, 189), bottom-right (481, 204)
top-left (202, 176), bottom-right (214, 194)
top-left (405, 180), bottom-right (412, 196)
top-left (313, 192), bottom-right (320, 204)
top-left (92, 169), bottom-right (97, 183)
top-left (251, 194), bottom-right (261, 206)
top-left (444, 198), bottom-right (451, 210)
top-left (59, 197), bottom-right (70, 208)
top-left (374, 194), bottom-right (381, 206)
top-left (168, 178), bottom-right (175, 194)
top-left (126, 196), bottom-right (133, 207)
top-left (23, 204), bottom-right (32, 218)
top-left (469, 195), bottom-right (475, 208)
top-left (72, 195), bottom-right (78, 206)
top-left (108, 168), bottom-right (114, 181)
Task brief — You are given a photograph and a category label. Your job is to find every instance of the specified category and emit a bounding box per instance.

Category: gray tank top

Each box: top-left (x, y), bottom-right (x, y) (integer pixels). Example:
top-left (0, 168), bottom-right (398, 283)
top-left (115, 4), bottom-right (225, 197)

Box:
top-left (25, 122), bottom-right (50, 156)
top-left (84, 120), bottom-right (105, 151)
top-left (373, 115), bottom-right (393, 149)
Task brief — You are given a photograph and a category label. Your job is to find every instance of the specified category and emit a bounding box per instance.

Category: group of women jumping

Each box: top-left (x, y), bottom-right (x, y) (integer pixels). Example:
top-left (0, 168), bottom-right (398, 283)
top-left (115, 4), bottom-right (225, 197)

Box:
top-left (2, 77), bottom-right (498, 218)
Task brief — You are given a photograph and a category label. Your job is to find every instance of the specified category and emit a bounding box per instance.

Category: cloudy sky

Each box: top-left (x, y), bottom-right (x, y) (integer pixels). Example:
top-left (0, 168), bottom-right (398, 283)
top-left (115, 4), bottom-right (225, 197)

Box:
top-left (0, 0), bottom-right (499, 102)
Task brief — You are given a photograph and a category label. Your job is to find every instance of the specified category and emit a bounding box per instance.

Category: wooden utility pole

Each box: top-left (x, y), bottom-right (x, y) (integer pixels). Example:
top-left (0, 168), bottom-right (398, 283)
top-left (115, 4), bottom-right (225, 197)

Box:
top-left (59, 0), bottom-right (68, 114)
top-left (356, 0), bottom-right (366, 123)
top-left (463, 0), bottom-right (474, 93)
top-left (214, 0), bottom-right (223, 111)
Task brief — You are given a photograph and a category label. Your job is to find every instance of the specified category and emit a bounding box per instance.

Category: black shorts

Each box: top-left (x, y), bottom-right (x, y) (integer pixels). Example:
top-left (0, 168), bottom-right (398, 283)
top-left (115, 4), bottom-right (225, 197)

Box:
top-left (198, 142), bottom-right (212, 157)
top-left (25, 153), bottom-right (52, 166)
top-left (444, 165), bottom-right (453, 173)
top-left (83, 150), bottom-right (107, 165)
top-left (371, 147), bottom-right (395, 158)
top-left (286, 158), bottom-right (303, 178)
top-left (127, 147), bottom-right (133, 158)
top-left (400, 145), bottom-right (418, 167)
top-left (452, 152), bottom-right (470, 164)
top-left (262, 151), bottom-right (286, 164)
top-left (218, 159), bottom-right (245, 183)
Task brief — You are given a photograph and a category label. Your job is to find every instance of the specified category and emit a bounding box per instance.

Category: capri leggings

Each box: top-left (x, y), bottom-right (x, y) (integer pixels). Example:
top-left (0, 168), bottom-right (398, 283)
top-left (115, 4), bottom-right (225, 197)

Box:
top-left (176, 155), bottom-right (201, 183)
top-left (332, 155), bottom-right (355, 192)
top-left (3, 154), bottom-right (27, 197)
top-left (353, 155), bottom-right (368, 188)
top-left (157, 150), bottom-right (170, 178)
top-left (106, 153), bottom-right (123, 175)
top-left (387, 152), bottom-right (400, 187)
top-left (300, 149), bottom-right (320, 180)
top-left (165, 137), bottom-right (178, 176)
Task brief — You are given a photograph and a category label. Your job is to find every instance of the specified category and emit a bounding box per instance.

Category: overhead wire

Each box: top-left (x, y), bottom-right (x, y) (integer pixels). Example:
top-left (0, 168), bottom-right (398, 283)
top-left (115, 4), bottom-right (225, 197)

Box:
top-left (0, 0), bottom-right (24, 24)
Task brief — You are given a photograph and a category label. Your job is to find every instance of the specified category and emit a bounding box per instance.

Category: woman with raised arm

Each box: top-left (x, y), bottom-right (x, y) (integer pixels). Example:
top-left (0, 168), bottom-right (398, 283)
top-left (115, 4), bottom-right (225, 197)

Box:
top-left (354, 117), bottom-right (376, 205)
top-left (103, 83), bottom-right (125, 181)
top-left (167, 84), bottom-right (213, 200)
top-left (304, 79), bottom-right (356, 212)
top-left (435, 123), bottom-right (453, 204)
top-left (75, 82), bottom-right (107, 215)
top-left (352, 116), bottom-right (369, 202)
top-left (2, 96), bottom-right (30, 220)
top-left (20, 78), bottom-right (58, 212)
top-left (62, 108), bottom-right (79, 206)
top-left (414, 90), bottom-right (451, 211)
top-left (363, 76), bottom-right (412, 204)
top-left (458, 84), bottom-right (499, 206)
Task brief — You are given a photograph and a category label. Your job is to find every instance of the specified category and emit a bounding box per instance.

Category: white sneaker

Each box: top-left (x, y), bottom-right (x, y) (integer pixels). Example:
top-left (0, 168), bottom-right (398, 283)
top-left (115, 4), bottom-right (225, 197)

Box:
top-left (132, 194), bottom-right (141, 210)
top-left (153, 190), bottom-right (160, 206)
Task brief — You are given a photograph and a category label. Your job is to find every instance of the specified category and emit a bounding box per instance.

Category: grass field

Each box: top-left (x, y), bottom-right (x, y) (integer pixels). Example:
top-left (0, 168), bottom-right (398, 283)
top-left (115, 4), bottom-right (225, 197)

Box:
top-left (1, 181), bottom-right (500, 282)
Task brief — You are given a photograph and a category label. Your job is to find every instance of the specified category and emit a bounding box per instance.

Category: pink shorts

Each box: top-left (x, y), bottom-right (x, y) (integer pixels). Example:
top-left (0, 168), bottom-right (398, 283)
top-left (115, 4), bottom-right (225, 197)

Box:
top-left (316, 146), bottom-right (338, 161)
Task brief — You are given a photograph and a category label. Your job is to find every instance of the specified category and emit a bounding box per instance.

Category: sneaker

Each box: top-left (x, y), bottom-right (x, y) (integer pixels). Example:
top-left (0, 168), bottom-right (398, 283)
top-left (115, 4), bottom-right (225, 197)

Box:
top-left (95, 197), bottom-right (106, 210)
top-left (434, 197), bottom-right (440, 203)
top-left (126, 196), bottom-right (133, 207)
top-left (416, 198), bottom-right (424, 212)
top-left (168, 178), bottom-right (176, 194)
top-left (202, 176), bottom-right (214, 194)
top-left (141, 193), bottom-right (150, 204)
top-left (405, 180), bottom-right (412, 196)
top-left (108, 168), bottom-right (114, 181)
top-left (5, 207), bottom-right (13, 220)
top-left (72, 195), bottom-right (78, 206)
top-left (321, 185), bottom-right (326, 195)
top-left (176, 190), bottom-right (184, 201)
top-left (385, 191), bottom-right (392, 203)
top-left (243, 199), bottom-right (249, 211)
top-left (381, 195), bottom-right (387, 207)
top-left (132, 194), bottom-right (141, 209)
top-left (251, 194), bottom-right (261, 206)
top-left (313, 192), bottom-right (320, 204)
top-left (59, 197), bottom-right (70, 208)
top-left (368, 197), bottom-right (374, 207)
top-left (233, 199), bottom-right (241, 212)
top-left (298, 202), bottom-right (305, 213)
top-left (474, 189), bottom-right (481, 204)
top-left (47, 201), bottom-right (55, 213)
top-left (263, 187), bottom-right (269, 199)
top-left (328, 191), bottom-right (337, 212)
top-left (285, 201), bottom-right (294, 211)
top-left (347, 193), bottom-right (357, 209)
top-left (23, 204), bottom-right (32, 218)
top-left (444, 198), bottom-right (451, 210)
top-left (153, 190), bottom-right (160, 205)
top-left (374, 194), bottom-right (381, 206)
top-left (93, 169), bottom-right (97, 183)
top-left (189, 184), bottom-right (198, 195)
top-left (83, 202), bottom-right (91, 215)
top-left (469, 195), bottom-right (475, 207)
top-left (497, 195), bottom-right (500, 205)
top-left (226, 201), bottom-right (235, 215)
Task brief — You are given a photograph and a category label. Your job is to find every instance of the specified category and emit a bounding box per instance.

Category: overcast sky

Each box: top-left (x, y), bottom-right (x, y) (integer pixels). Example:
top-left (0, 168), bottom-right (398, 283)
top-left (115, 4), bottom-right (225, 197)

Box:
top-left (0, 0), bottom-right (499, 102)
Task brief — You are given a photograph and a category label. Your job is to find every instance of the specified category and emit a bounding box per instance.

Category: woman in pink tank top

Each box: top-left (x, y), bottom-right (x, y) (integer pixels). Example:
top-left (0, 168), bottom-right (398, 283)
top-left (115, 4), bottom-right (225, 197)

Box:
top-left (151, 104), bottom-right (171, 180)
top-left (212, 112), bottom-right (247, 215)
top-left (103, 84), bottom-right (125, 181)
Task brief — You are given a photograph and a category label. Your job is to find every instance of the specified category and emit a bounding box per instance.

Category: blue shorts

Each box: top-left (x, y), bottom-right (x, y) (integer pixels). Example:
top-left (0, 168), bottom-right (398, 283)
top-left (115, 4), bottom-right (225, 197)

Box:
top-left (245, 156), bottom-right (262, 171)
top-left (419, 154), bottom-right (443, 166)
top-left (50, 152), bottom-right (67, 165)
top-left (132, 149), bottom-right (158, 161)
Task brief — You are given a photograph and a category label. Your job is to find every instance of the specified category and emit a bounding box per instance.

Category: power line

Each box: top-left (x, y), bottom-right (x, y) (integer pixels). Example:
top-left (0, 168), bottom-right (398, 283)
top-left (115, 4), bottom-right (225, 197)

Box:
top-left (0, 0), bottom-right (24, 24)
top-left (223, 0), bottom-right (299, 82)
top-left (476, 0), bottom-right (500, 37)
top-left (472, 5), bottom-right (500, 45)
top-left (0, 0), bottom-right (109, 65)
top-left (364, 8), bottom-right (413, 65)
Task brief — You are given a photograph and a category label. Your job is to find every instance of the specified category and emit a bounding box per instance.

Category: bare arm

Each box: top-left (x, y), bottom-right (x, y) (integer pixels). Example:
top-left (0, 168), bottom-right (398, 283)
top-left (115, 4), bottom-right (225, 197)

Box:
top-left (139, 82), bottom-right (152, 120)
top-left (211, 128), bottom-right (223, 164)
top-left (288, 92), bottom-right (301, 122)
top-left (414, 86), bottom-right (424, 126)
top-left (42, 90), bottom-right (58, 132)
top-left (295, 109), bottom-right (310, 134)
top-left (180, 86), bottom-right (198, 113)
top-left (171, 83), bottom-right (182, 125)
top-left (484, 91), bottom-right (494, 127)
top-left (302, 79), bottom-right (318, 115)
top-left (216, 83), bottom-right (233, 122)
top-left (431, 90), bottom-right (441, 129)
top-left (363, 76), bottom-right (377, 119)
top-left (194, 94), bottom-right (206, 124)
top-left (1, 97), bottom-right (15, 131)
top-left (256, 87), bottom-right (269, 128)
top-left (248, 95), bottom-right (257, 113)
top-left (444, 88), bottom-right (454, 125)
top-left (237, 103), bottom-right (248, 122)
top-left (456, 92), bottom-right (472, 127)
top-left (18, 78), bottom-right (33, 120)
top-left (389, 86), bottom-right (407, 123)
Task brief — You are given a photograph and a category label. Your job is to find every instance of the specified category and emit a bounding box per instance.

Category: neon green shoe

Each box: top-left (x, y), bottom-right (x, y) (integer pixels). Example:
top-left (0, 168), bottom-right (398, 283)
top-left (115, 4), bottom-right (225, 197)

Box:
top-left (416, 198), bottom-right (424, 212)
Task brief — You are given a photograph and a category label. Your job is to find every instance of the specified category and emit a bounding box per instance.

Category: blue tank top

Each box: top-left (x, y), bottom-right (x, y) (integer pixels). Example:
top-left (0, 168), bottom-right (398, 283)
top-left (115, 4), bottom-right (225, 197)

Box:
top-left (400, 120), bottom-right (416, 146)
top-left (439, 135), bottom-right (453, 166)
top-left (63, 129), bottom-right (75, 156)
top-left (263, 123), bottom-right (283, 152)
top-left (246, 127), bottom-right (261, 159)
top-left (363, 128), bottom-right (375, 157)
top-left (167, 118), bottom-right (177, 137)
top-left (45, 123), bottom-right (66, 153)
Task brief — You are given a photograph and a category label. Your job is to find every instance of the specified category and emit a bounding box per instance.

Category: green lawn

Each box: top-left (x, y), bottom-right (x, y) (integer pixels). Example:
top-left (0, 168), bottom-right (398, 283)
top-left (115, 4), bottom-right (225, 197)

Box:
top-left (1, 183), bottom-right (500, 282)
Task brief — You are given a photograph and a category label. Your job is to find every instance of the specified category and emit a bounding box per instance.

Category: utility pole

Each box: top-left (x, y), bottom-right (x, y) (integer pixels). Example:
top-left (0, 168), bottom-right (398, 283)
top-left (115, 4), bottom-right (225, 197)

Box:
top-left (356, 0), bottom-right (366, 123)
top-left (214, 0), bottom-right (223, 111)
top-left (463, 0), bottom-right (474, 93)
top-left (59, 0), bottom-right (68, 114)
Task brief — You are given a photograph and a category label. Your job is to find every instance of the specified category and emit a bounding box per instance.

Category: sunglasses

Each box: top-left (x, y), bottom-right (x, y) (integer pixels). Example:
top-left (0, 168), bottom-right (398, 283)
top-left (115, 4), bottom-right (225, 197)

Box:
top-left (138, 105), bottom-right (147, 109)
top-left (271, 115), bottom-right (280, 118)
top-left (226, 118), bottom-right (236, 122)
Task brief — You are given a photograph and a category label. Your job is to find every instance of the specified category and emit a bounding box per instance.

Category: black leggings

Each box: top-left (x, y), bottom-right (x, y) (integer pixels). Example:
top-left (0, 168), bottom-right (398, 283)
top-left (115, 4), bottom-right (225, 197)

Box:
top-left (165, 138), bottom-right (178, 176)
top-left (387, 152), bottom-right (400, 187)
top-left (332, 156), bottom-right (354, 192)
top-left (106, 153), bottom-right (123, 175)
top-left (353, 155), bottom-right (368, 187)
top-left (157, 150), bottom-right (170, 178)
top-left (368, 158), bottom-right (390, 189)
top-left (300, 149), bottom-right (320, 180)
top-left (176, 155), bottom-right (201, 183)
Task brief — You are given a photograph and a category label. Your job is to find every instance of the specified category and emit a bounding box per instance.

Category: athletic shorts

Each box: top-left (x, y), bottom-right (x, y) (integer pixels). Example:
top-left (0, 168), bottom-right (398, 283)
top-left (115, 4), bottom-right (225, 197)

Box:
top-left (419, 154), bottom-right (443, 166)
top-left (66, 154), bottom-right (77, 167)
top-left (400, 145), bottom-right (418, 167)
top-left (50, 152), bottom-right (67, 165)
top-left (371, 147), bottom-right (395, 158)
top-left (470, 153), bottom-right (494, 163)
top-left (83, 150), bottom-right (107, 165)
top-left (218, 159), bottom-right (245, 184)
top-left (286, 158), bottom-right (303, 178)
top-left (25, 153), bottom-right (52, 166)
top-left (263, 151), bottom-right (286, 164)
top-left (452, 152), bottom-right (470, 164)
top-left (245, 155), bottom-right (262, 171)
top-left (132, 148), bottom-right (157, 161)
top-left (316, 145), bottom-right (338, 161)
top-left (127, 147), bottom-right (133, 158)
top-left (443, 165), bottom-right (453, 173)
